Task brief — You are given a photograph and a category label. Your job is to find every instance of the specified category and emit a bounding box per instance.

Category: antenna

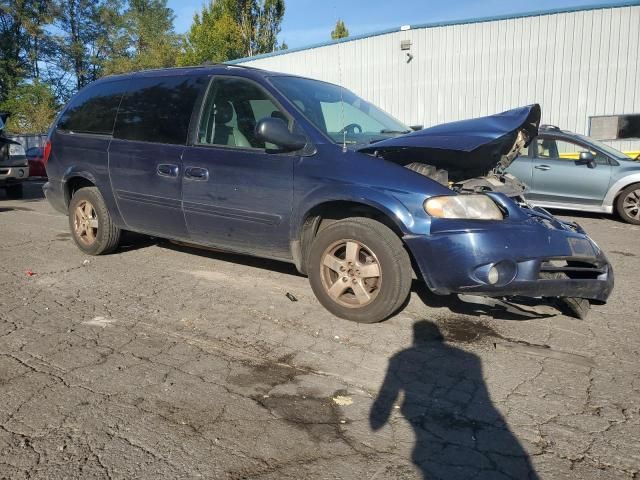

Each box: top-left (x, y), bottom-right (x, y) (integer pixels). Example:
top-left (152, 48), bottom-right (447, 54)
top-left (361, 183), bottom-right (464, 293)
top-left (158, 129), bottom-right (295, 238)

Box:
top-left (334, 6), bottom-right (347, 153)
top-left (337, 41), bottom-right (347, 153)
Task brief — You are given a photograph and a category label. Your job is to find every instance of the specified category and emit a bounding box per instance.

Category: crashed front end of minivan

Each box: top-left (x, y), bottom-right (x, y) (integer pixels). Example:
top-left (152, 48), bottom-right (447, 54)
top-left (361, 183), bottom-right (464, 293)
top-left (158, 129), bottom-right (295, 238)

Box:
top-left (360, 104), bottom-right (614, 317)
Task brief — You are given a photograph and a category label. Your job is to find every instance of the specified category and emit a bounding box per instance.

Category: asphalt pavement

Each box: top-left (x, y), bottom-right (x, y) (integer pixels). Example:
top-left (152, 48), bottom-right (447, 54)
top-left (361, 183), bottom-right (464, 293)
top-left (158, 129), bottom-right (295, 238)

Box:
top-left (1, 181), bottom-right (639, 479)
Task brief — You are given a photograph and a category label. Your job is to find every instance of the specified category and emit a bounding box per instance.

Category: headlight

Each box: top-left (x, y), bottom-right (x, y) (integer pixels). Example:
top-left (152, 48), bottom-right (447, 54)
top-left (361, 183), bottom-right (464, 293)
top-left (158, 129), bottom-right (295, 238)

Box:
top-left (424, 194), bottom-right (504, 220)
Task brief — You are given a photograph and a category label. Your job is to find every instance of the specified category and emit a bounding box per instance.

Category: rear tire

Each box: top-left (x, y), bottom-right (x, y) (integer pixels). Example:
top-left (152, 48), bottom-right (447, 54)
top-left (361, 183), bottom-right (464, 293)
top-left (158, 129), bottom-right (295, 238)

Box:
top-left (5, 183), bottom-right (23, 199)
top-left (615, 184), bottom-right (640, 225)
top-left (307, 217), bottom-right (412, 323)
top-left (68, 187), bottom-right (121, 255)
top-left (541, 271), bottom-right (591, 319)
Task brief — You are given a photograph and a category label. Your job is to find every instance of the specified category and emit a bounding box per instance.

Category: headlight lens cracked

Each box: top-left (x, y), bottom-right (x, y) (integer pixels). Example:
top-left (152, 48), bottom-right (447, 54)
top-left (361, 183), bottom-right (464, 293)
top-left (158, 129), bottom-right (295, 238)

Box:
top-left (424, 194), bottom-right (504, 220)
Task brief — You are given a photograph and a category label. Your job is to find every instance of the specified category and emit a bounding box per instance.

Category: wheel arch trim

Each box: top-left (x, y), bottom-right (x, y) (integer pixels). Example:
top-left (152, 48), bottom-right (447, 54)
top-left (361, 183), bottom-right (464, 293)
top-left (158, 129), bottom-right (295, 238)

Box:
top-left (60, 167), bottom-right (126, 228)
top-left (603, 173), bottom-right (640, 209)
top-left (62, 170), bottom-right (98, 204)
top-left (293, 186), bottom-right (416, 239)
top-left (290, 187), bottom-right (417, 273)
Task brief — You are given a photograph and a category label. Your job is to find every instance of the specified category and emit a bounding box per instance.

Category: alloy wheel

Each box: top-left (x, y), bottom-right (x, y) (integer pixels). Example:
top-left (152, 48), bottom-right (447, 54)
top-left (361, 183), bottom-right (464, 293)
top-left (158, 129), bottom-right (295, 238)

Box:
top-left (73, 200), bottom-right (99, 246)
top-left (622, 188), bottom-right (640, 221)
top-left (320, 239), bottom-right (382, 308)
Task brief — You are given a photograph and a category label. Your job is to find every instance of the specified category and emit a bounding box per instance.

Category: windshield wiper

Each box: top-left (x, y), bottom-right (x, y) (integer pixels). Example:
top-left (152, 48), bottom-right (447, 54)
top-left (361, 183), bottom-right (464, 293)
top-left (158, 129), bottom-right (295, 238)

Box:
top-left (380, 129), bottom-right (411, 134)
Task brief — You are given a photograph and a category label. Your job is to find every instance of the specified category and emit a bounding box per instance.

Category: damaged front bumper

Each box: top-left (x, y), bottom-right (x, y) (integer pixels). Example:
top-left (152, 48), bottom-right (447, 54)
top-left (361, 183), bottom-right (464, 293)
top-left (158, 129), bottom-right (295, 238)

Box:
top-left (405, 202), bottom-right (614, 304)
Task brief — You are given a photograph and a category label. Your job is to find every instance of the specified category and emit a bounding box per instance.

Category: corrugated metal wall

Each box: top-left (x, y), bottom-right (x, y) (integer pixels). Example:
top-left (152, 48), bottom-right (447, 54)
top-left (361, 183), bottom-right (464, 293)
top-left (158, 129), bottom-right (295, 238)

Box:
top-left (237, 5), bottom-right (640, 152)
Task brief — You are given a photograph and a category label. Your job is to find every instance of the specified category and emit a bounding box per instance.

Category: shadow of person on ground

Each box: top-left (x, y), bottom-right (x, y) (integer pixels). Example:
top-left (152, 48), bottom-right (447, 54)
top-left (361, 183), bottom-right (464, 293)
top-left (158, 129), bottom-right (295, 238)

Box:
top-left (370, 320), bottom-right (540, 480)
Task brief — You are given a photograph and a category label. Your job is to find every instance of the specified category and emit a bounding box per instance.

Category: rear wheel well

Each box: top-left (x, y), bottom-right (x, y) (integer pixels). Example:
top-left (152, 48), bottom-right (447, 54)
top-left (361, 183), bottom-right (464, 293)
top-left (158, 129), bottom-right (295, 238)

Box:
top-left (65, 177), bottom-right (95, 206)
top-left (295, 201), bottom-right (407, 274)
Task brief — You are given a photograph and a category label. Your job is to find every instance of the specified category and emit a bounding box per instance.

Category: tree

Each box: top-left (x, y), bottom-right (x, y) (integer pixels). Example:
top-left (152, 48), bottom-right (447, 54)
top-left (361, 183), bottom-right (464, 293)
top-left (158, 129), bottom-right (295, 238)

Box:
top-left (251, 0), bottom-right (285, 55)
top-left (104, 0), bottom-right (180, 74)
top-left (50, 0), bottom-right (123, 93)
top-left (331, 19), bottom-right (348, 40)
top-left (178, 0), bottom-right (286, 65)
top-left (177, 3), bottom-right (243, 66)
top-left (0, 81), bottom-right (57, 133)
top-left (0, 0), bottom-right (54, 102)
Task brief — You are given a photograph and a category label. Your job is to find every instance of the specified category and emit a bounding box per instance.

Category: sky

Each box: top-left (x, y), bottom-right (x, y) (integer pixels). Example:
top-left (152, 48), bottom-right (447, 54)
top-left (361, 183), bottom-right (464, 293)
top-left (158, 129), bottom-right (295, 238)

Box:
top-left (167, 0), bottom-right (629, 49)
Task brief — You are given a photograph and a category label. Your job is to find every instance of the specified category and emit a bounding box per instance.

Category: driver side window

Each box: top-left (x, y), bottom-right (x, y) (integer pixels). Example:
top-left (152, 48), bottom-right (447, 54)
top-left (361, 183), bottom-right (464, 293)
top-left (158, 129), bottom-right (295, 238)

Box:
top-left (536, 138), bottom-right (609, 165)
top-left (197, 77), bottom-right (288, 150)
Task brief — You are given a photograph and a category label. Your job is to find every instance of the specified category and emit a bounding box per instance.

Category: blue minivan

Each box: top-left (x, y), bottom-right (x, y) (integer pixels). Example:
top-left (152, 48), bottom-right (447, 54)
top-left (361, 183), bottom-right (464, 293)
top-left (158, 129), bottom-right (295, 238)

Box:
top-left (44, 65), bottom-right (613, 322)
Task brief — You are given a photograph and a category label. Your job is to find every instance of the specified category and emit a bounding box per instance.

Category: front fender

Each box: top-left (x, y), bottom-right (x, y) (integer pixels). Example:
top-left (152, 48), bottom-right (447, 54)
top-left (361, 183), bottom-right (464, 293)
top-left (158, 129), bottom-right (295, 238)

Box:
top-left (292, 184), bottom-right (421, 240)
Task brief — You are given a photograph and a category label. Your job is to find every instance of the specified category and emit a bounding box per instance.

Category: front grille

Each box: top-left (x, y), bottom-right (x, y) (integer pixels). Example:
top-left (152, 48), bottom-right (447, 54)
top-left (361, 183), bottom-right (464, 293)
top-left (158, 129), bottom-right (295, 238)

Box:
top-left (539, 258), bottom-right (606, 280)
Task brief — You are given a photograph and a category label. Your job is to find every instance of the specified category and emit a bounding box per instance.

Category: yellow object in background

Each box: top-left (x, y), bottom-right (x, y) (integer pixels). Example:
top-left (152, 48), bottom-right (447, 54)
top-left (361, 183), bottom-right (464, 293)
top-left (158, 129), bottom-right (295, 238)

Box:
top-left (559, 151), bottom-right (640, 160)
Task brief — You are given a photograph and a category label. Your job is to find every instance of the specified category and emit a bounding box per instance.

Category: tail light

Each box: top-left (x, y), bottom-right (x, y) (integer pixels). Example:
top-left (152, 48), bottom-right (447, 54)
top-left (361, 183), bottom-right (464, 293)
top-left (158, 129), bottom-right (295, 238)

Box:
top-left (42, 140), bottom-right (52, 165)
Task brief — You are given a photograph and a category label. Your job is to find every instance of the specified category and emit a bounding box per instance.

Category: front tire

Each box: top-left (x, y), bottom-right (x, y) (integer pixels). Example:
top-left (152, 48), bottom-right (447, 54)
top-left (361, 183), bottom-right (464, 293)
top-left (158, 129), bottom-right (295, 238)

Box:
top-left (616, 184), bottom-right (640, 225)
top-left (540, 271), bottom-right (591, 319)
top-left (68, 187), bottom-right (121, 255)
top-left (307, 217), bottom-right (412, 323)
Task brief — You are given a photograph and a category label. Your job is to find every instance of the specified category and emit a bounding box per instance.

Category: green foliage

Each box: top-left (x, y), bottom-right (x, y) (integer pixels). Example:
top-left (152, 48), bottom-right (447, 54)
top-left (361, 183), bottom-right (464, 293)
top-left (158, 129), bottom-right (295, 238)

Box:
top-left (331, 19), bottom-right (349, 40)
top-left (0, 0), bottom-right (55, 102)
top-left (178, 3), bottom-right (243, 66)
top-left (1, 0), bottom-right (287, 132)
top-left (178, 0), bottom-right (286, 65)
top-left (252, 0), bottom-right (286, 55)
top-left (104, 0), bottom-right (180, 74)
top-left (0, 81), bottom-right (57, 133)
top-left (49, 0), bottom-right (125, 93)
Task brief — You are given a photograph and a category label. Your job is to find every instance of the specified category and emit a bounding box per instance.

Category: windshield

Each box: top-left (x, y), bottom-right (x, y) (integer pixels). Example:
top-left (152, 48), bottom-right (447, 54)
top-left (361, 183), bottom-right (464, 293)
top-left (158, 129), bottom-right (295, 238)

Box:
top-left (576, 134), bottom-right (631, 160)
top-left (270, 76), bottom-right (410, 147)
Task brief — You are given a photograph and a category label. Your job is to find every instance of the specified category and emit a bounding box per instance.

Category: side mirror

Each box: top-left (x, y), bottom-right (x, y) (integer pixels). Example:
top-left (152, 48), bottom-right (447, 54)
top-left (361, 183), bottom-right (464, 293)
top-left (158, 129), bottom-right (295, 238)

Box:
top-left (255, 117), bottom-right (306, 152)
top-left (410, 125), bottom-right (423, 131)
top-left (578, 151), bottom-right (596, 168)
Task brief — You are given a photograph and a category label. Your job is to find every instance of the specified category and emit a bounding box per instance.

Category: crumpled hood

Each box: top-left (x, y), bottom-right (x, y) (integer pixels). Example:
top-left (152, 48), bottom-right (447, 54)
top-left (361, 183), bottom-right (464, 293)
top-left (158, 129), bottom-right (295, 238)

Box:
top-left (359, 104), bottom-right (541, 175)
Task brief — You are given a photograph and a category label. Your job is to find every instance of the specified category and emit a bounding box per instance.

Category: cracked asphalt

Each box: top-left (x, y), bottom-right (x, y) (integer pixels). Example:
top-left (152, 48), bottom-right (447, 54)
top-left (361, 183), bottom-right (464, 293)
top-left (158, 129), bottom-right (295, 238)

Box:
top-left (1, 181), bottom-right (639, 480)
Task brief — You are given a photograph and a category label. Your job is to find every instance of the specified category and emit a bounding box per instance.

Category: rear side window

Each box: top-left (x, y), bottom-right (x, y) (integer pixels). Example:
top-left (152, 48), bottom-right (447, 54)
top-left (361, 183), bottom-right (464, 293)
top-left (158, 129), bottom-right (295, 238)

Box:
top-left (114, 75), bottom-right (206, 145)
top-left (57, 81), bottom-right (128, 135)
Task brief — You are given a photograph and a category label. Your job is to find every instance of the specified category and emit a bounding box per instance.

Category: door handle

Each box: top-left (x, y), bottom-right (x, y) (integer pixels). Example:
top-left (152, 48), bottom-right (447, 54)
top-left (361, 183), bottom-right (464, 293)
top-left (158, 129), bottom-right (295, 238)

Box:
top-left (535, 165), bottom-right (551, 171)
top-left (157, 164), bottom-right (179, 177)
top-left (185, 166), bottom-right (209, 181)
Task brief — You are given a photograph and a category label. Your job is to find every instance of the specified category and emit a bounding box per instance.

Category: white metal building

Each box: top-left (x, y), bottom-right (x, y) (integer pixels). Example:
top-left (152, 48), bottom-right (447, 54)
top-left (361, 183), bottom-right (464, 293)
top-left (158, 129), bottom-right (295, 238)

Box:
top-left (233, 1), bottom-right (640, 154)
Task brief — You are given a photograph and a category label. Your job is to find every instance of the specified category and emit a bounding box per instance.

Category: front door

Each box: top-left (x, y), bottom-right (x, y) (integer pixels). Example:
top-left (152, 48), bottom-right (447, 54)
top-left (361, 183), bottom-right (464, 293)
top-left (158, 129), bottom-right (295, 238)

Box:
top-left (181, 76), bottom-right (295, 259)
top-left (528, 137), bottom-right (612, 206)
top-left (108, 74), bottom-right (206, 238)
